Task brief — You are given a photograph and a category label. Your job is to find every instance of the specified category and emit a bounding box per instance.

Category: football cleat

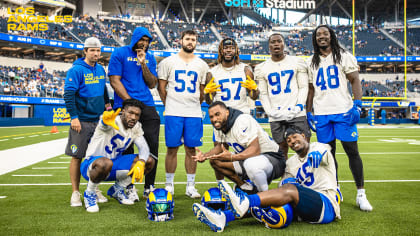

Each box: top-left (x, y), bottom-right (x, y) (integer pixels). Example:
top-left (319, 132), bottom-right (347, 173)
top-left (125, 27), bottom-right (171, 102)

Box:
top-left (70, 191), bottom-right (82, 207)
top-left (146, 188), bottom-right (174, 222)
top-left (186, 183), bottom-right (201, 199)
top-left (218, 180), bottom-right (249, 218)
top-left (356, 192), bottom-right (373, 212)
top-left (165, 183), bottom-right (174, 195)
top-left (126, 184), bottom-right (140, 202)
top-left (107, 184), bottom-right (134, 205)
top-left (261, 204), bottom-right (293, 229)
top-left (143, 185), bottom-right (155, 199)
top-left (192, 203), bottom-right (226, 233)
top-left (95, 187), bottom-right (108, 203)
top-left (84, 190), bottom-right (99, 213)
top-left (201, 187), bottom-right (229, 211)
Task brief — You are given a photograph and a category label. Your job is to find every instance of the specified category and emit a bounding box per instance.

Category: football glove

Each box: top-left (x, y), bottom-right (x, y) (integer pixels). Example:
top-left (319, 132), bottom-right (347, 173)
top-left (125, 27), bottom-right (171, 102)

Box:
top-left (285, 104), bottom-right (305, 121)
top-left (348, 99), bottom-right (362, 125)
top-left (280, 177), bottom-right (300, 186)
top-left (204, 77), bottom-right (221, 100)
top-left (127, 161), bottom-right (145, 184)
top-left (240, 75), bottom-right (258, 91)
top-left (306, 112), bottom-right (316, 132)
top-left (307, 150), bottom-right (326, 168)
top-left (103, 108), bottom-right (121, 130)
top-left (270, 109), bottom-right (288, 120)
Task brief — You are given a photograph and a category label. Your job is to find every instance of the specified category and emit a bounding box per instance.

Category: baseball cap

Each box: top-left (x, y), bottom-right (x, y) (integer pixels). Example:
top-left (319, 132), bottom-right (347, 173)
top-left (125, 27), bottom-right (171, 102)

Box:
top-left (284, 126), bottom-right (304, 140)
top-left (222, 38), bottom-right (236, 47)
top-left (84, 37), bottom-right (101, 48)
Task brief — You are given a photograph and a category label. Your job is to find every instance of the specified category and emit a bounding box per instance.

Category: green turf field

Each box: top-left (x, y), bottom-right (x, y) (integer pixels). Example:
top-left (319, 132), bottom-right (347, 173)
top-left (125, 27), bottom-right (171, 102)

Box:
top-left (0, 125), bottom-right (419, 235)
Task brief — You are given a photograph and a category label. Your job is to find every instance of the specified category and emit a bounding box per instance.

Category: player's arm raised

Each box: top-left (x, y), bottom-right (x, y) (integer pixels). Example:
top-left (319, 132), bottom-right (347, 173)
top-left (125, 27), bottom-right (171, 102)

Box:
top-left (204, 72), bottom-right (219, 105)
top-left (137, 49), bottom-right (158, 88)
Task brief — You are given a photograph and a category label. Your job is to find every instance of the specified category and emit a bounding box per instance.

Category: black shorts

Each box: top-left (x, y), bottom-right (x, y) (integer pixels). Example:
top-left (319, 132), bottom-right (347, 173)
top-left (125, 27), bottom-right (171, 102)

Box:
top-left (270, 116), bottom-right (311, 143)
top-left (65, 121), bottom-right (97, 159)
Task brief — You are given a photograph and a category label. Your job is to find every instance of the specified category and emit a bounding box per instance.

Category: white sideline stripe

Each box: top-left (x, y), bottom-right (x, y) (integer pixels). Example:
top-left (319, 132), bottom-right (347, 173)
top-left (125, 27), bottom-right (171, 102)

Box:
top-left (0, 196), bottom-right (6, 198)
top-left (0, 179), bottom-right (419, 186)
top-left (41, 134), bottom-right (50, 136)
top-left (48, 162), bottom-right (69, 164)
top-left (32, 167), bottom-right (67, 169)
top-left (28, 135), bottom-right (39, 137)
top-left (0, 139), bottom-right (9, 142)
top-left (12, 174), bottom-right (52, 177)
top-left (59, 156), bottom-right (71, 159)
top-left (0, 138), bottom-right (67, 175)
top-left (13, 137), bottom-right (24, 140)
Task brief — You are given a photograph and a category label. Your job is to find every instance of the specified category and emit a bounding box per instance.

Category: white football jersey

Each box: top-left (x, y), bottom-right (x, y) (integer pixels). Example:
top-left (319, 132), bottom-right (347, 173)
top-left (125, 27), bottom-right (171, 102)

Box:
top-left (210, 63), bottom-right (251, 114)
top-left (307, 51), bottom-right (358, 115)
top-left (284, 142), bottom-right (340, 219)
top-left (255, 56), bottom-right (308, 122)
top-left (85, 116), bottom-right (147, 160)
top-left (158, 54), bottom-right (209, 117)
top-left (214, 114), bottom-right (279, 154)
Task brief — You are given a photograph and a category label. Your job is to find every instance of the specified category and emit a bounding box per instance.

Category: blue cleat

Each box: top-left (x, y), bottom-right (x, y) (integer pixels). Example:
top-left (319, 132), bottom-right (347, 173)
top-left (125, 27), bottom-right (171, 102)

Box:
top-left (218, 180), bottom-right (250, 218)
top-left (84, 190), bottom-right (99, 213)
top-left (107, 184), bottom-right (134, 205)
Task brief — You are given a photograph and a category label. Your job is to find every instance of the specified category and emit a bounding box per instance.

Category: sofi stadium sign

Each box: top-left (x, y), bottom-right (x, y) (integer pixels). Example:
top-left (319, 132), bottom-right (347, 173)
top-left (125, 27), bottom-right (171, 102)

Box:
top-left (225, 0), bottom-right (316, 9)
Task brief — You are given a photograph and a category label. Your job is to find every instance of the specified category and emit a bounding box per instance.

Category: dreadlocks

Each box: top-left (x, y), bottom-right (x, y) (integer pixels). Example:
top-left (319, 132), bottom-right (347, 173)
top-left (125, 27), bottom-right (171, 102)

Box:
top-left (217, 38), bottom-right (240, 65)
top-left (311, 25), bottom-right (344, 69)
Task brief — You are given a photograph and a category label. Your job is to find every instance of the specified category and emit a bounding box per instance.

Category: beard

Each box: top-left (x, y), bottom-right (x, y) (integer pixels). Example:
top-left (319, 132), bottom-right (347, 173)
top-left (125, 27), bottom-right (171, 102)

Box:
top-left (182, 44), bottom-right (195, 53)
top-left (223, 55), bottom-right (234, 63)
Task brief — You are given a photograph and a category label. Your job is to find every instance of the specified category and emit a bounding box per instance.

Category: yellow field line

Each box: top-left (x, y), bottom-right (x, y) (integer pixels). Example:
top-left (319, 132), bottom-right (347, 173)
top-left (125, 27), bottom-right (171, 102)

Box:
top-left (0, 131), bottom-right (52, 139)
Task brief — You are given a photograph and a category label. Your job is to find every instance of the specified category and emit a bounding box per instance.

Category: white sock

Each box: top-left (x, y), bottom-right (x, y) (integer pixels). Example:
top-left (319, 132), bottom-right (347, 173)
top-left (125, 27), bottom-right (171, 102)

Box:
top-left (217, 179), bottom-right (224, 184)
top-left (115, 170), bottom-right (131, 188)
top-left (166, 173), bottom-right (175, 185)
top-left (357, 189), bottom-right (366, 195)
top-left (187, 174), bottom-right (196, 184)
top-left (87, 180), bottom-right (98, 192)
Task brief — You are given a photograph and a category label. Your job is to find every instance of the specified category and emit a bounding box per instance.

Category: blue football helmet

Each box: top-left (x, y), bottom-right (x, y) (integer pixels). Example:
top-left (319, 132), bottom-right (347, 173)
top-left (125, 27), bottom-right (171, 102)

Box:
top-left (201, 187), bottom-right (229, 211)
top-left (146, 188), bottom-right (174, 222)
top-left (251, 204), bottom-right (293, 229)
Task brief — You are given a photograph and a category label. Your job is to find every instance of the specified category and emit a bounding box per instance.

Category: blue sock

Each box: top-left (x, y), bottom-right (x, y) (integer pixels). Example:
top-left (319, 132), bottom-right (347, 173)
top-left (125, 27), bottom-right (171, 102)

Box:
top-left (223, 210), bottom-right (235, 224)
top-left (247, 194), bottom-right (261, 208)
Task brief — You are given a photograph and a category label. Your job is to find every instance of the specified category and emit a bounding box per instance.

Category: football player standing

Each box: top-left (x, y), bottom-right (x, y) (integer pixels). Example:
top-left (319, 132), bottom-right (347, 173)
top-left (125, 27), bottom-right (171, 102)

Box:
top-left (255, 33), bottom-right (311, 157)
top-left (157, 30), bottom-right (209, 198)
top-left (306, 25), bottom-right (372, 211)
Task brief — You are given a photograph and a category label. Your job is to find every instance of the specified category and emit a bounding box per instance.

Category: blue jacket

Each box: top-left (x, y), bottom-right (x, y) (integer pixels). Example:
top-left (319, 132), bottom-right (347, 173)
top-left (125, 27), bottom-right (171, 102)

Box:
top-left (64, 58), bottom-right (109, 122)
top-left (108, 27), bottom-right (157, 108)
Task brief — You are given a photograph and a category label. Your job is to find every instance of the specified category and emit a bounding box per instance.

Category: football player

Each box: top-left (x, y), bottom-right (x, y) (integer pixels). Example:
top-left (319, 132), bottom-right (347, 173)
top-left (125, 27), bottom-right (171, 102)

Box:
top-left (193, 101), bottom-right (286, 193)
top-left (306, 25), bottom-right (372, 211)
top-left (193, 126), bottom-right (340, 232)
top-left (157, 30), bottom-right (209, 198)
top-left (204, 38), bottom-right (259, 113)
top-left (80, 99), bottom-right (156, 212)
top-left (255, 33), bottom-right (311, 157)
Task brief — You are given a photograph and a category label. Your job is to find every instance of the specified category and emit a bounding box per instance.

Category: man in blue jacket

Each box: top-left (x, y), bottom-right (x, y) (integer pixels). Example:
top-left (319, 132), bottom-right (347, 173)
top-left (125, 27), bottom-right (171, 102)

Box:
top-left (64, 37), bottom-right (111, 207)
top-left (108, 27), bottom-right (160, 199)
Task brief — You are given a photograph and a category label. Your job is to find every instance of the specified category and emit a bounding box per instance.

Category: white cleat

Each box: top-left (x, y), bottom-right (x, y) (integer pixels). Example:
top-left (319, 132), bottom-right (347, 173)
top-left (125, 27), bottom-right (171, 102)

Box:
top-left (165, 183), bottom-right (174, 196)
top-left (218, 180), bottom-right (249, 218)
top-left (193, 203), bottom-right (226, 233)
top-left (126, 184), bottom-right (140, 202)
top-left (95, 188), bottom-right (108, 203)
top-left (70, 191), bottom-right (82, 207)
top-left (356, 193), bottom-right (373, 212)
top-left (84, 190), bottom-right (99, 213)
top-left (186, 183), bottom-right (201, 199)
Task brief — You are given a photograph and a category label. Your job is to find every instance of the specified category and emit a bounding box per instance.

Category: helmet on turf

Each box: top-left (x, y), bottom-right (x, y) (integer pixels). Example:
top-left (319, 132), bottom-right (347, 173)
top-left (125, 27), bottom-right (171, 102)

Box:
top-left (146, 188), bottom-right (174, 222)
top-left (260, 204), bottom-right (294, 229)
top-left (201, 187), bottom-right (229, 211)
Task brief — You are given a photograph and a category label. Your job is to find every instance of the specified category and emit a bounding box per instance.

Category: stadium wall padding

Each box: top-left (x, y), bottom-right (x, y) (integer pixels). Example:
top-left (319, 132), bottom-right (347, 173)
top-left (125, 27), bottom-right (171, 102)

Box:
top-left (34, 105), bottom-right (70, 126)
top-left (0, 117), bottom-right (44, 126)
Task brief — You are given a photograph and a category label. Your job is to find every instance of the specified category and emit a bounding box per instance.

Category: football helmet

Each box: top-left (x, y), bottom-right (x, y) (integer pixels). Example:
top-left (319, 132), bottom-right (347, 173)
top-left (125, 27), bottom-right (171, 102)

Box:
top-left (252, 204), bottom-right (293, 229)
top-left (146, 188), bottom-right (174, 222)
top-left (201, 187), bottom-right (229, 211)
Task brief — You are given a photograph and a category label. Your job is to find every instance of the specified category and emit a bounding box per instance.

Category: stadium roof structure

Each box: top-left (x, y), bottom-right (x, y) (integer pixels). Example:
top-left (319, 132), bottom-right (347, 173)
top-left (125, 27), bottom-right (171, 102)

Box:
top-left (156, 0), bottom-right (420, 25)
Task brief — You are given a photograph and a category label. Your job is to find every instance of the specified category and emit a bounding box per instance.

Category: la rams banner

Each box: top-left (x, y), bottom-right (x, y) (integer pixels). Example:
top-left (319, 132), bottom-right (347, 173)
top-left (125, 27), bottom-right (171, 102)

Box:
top-left (0, 95), bottom-right (65, 105)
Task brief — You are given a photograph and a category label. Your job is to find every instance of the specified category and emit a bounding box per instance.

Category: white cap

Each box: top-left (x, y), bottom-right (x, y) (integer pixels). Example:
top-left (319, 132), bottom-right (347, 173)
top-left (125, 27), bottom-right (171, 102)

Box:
top-left (84, 37), bottom-right (101, 48)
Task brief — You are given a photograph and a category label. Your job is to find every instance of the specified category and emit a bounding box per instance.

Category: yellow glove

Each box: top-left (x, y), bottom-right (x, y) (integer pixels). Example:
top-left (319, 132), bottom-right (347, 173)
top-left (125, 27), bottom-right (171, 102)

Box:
top-left (240, 75), bottom-right (257, 90)
top-left (102, 108), bottom-right (121, 130)
top-left (204, 77), bottom-right (221, 100)
top-left (127, 161), bottom-right (145, 184)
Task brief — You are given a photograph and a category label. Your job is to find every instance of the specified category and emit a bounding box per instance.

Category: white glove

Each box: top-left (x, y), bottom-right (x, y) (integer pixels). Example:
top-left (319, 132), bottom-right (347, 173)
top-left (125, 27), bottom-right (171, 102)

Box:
top-left (284, 105), bottom-right (303, 121)
top-left (270, 109), bottom-right (288, 120)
